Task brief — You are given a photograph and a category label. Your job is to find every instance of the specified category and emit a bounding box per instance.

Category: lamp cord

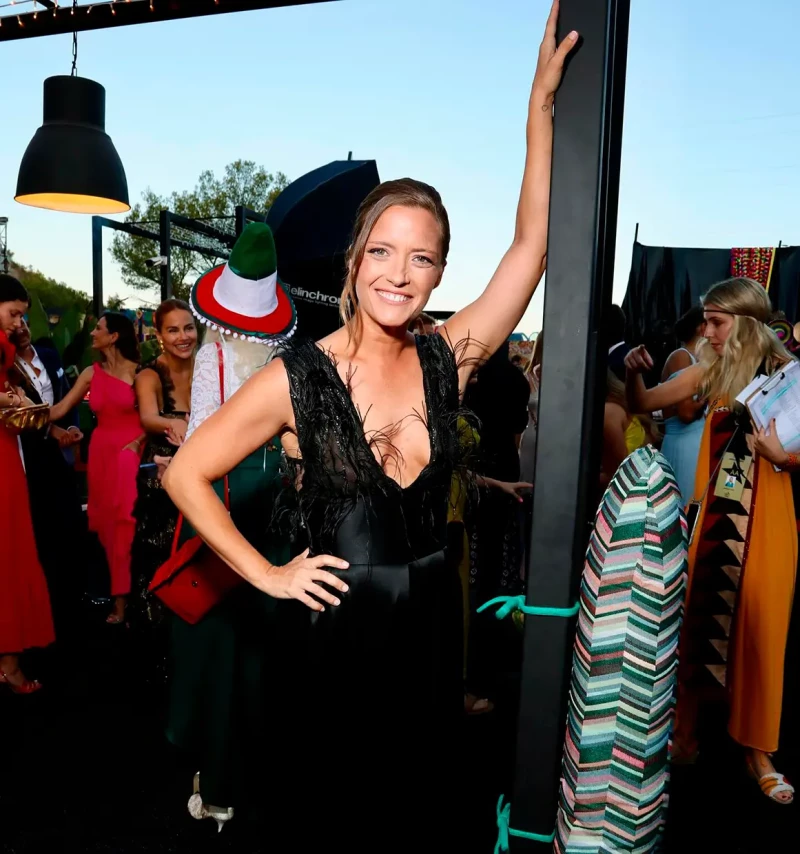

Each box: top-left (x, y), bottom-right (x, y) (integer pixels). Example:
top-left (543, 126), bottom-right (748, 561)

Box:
top-left (71, 0), bottom-right (78, 76)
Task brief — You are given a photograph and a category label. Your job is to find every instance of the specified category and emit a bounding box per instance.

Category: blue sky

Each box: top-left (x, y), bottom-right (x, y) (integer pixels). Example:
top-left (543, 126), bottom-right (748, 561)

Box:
top-left (2, 0), bottom-right (799, 333)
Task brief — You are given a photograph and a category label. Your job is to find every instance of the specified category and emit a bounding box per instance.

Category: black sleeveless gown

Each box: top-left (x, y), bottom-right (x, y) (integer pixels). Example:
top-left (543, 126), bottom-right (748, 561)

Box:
top-left (274, 333), bottom-right (466, 851)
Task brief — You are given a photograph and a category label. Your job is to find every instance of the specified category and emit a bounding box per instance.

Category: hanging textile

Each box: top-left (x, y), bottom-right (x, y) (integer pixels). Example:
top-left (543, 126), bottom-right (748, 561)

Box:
top-left (555, 447), bottom-right (687, 854)
top-left (730, 247), bottom-right (775, 290)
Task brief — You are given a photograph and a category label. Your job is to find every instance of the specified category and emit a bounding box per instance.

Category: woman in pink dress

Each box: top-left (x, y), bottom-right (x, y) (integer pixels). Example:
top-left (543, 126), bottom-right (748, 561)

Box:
top-left (0, 274), bottom-right (55, 693)
top-left (51, 312), bottom-right (141, 624)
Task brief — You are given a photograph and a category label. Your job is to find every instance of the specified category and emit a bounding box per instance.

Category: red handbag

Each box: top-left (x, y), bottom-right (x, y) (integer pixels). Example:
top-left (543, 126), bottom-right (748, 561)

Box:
top-left (148, 342), bottom-right (244, 624)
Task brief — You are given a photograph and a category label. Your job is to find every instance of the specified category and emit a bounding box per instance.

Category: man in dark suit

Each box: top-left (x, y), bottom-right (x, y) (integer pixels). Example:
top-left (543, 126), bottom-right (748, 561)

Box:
top-left (14, 320), bottom-right (85, 634)
top-left (15, 322), bottom-right (77, 427)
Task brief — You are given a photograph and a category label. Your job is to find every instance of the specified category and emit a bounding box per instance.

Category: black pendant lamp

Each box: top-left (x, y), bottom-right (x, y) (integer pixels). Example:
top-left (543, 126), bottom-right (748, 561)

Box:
top-left (15, 14), bottom-right (129, 215)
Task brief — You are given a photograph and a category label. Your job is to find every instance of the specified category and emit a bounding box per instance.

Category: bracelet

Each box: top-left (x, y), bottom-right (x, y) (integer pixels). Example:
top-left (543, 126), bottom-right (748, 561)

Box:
top-left (784, 453), bottom-right (800, 470)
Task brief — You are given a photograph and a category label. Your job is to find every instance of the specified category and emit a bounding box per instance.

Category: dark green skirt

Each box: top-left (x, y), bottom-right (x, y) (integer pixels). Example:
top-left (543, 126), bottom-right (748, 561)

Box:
top-left (165, 441), bottom-right (295, 807)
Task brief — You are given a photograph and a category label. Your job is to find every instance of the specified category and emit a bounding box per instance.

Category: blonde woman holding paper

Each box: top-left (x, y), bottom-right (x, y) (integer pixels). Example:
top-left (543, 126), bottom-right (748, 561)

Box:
top-left (625, 276), bottom-right (797, 805)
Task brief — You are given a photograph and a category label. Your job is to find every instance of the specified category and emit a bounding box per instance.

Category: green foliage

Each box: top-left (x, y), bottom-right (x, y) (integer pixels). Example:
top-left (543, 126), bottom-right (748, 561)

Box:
top-left (139, 339), bottom-right (161, 364)
top-left (106, 294), bottom-right (127, 311)
top-left (62, 314), bottom-right (98, 373)
top-left (110, 160), bottom-right (289, 301)
top-left (51, 304), bottom-right (83, 357)
top-left (26, 293), bottom-right (51, 344)
top-left (12, 261), bottom-right (92, 315)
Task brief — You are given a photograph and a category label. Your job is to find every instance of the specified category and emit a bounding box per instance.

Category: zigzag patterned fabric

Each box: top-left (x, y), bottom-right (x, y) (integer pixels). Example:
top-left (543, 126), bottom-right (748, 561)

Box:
top-left (555, 447), bottom-right (687, 854)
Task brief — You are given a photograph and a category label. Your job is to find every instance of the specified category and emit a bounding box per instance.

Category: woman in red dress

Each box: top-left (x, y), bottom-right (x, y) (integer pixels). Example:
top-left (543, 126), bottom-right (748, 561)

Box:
top-left (50, 312), bottom-right (141, 624)
top-left (0, 275), bottom-right (55, 693)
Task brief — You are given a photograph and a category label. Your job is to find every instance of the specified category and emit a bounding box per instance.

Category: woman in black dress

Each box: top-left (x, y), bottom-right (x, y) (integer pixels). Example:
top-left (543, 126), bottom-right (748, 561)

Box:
top-left (128, 299), bottom-right (196, 681)
top-left (164, 6), bottom-right (576, 848)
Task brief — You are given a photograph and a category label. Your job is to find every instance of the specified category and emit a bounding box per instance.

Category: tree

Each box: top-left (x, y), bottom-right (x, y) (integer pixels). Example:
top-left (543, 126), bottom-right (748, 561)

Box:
top-left (110, 160), bottom-right (289, 300)
top-left (106, 294), bottom-right (127, 311)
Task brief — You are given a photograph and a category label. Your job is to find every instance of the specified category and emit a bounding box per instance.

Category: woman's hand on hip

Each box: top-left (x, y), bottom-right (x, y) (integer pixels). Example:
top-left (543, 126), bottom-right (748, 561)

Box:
top-left (264, 548), bottom-right (349, 612)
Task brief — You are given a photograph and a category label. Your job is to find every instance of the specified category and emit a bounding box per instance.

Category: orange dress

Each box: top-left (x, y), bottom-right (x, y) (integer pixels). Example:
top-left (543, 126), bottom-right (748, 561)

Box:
top-left (86, 366), bottom-right (142, 597)
top-left (0, 330), bottom-right (55, 653)
top-left (675, 405), bottom-right (797, 754)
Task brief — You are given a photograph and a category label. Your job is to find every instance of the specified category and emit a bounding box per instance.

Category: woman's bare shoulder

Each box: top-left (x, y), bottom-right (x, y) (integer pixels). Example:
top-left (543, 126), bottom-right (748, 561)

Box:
top-left (316, 328), bottom-right (349, 360)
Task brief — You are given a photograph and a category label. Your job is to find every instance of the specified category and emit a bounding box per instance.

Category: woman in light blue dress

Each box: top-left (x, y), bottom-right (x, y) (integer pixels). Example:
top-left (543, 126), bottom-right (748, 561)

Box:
top-left (659, 306), bottom-right (706, 504)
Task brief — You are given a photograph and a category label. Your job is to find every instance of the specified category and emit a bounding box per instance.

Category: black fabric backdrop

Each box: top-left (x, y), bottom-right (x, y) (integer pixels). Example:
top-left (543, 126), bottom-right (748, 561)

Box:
top-left (622, 241), bottom-right (800, 375)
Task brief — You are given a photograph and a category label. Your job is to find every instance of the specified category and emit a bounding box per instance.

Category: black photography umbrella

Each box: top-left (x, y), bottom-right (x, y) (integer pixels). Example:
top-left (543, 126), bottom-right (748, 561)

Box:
top-left (267, 158), bottom-right (380, 340)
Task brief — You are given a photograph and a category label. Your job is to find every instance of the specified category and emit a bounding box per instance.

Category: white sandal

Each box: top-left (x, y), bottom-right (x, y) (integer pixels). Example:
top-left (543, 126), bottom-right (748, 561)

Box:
top-left (747, 759), bottom-right (795, 804)
top-left (187, 772), bottom-right (235, 832)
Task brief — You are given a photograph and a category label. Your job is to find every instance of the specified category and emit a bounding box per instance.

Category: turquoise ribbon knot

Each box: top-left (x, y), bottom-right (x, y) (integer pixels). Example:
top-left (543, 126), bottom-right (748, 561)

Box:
top-left (494, 795), bottom-right (556, 852)
top-left (477, 595), bottom-right (580, 620)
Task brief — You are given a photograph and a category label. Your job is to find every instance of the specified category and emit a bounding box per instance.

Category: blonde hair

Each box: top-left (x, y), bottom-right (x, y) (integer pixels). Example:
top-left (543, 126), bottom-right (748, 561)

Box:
top-left (606, 369), bottom-right (629, 411)
top-left (341, 178), bottom-right (450, 348)
top-left (699, 277), bottom-right (791, 406)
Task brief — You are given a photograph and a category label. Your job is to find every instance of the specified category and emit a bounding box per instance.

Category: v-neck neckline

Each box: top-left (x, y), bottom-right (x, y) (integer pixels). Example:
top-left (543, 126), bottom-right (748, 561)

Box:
top-left (320, 336), bottom-right (436, 493)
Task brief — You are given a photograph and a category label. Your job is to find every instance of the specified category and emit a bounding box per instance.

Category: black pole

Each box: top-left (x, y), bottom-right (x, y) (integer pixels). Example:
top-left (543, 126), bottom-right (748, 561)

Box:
top-left (160, 209), bottom-right (172, 301)
top-left (509, 1), bottom-right (630, 849)
top-left (92, 216), bottom-right (104, 318)
top-left (234, 205), bottom-right (268, 237)
top-left (634, 221), bottom-right (639, 244)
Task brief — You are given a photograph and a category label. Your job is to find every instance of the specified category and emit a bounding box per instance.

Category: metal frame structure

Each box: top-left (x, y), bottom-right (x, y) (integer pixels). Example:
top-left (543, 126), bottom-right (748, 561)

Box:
top-left (510, 0), bottom-right (630, 847)
top-left (0, 0), bottom-right (338, 43)
top-left (91, 204), bottom-right (266, 315)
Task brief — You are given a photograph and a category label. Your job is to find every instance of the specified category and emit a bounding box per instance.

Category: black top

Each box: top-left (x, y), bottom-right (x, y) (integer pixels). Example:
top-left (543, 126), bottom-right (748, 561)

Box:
top-left (280, 332), bottom-right (464, 564)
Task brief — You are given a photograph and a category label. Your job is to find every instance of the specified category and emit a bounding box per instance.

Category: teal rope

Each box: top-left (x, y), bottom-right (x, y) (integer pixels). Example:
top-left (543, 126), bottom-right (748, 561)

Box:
top-left (494, 796), bottom-right (556, 852)
top-left (477, 594), bottom-right (580, 621)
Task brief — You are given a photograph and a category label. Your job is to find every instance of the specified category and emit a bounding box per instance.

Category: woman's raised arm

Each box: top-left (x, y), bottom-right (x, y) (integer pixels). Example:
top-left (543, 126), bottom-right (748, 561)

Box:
top-left (625, 346), bottom-right (703, 414)
top-left (443, 1), bottom-right (577, 385)
top-left (135, 368), bottom-right (187, 440)
top-left (162, 358), bottom-right (349, 611)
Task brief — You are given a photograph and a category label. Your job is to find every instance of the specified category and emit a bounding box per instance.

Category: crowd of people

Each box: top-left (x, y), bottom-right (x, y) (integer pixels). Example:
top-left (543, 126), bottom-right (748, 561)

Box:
top-left (2, 4), bottom-right (799, 851)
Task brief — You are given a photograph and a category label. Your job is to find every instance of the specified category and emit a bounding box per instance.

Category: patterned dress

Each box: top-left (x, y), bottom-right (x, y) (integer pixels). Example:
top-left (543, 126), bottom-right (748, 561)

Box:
top-left (675, 401), bottom-right (797, 755)
top-left (556, 447), bottom-right (687, 854)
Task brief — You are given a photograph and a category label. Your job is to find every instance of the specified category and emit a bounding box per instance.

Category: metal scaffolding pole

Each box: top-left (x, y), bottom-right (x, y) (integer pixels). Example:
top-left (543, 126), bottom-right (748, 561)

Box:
top-left (159, 209), bottom-right (172, 302)
top-left (508, 0), bottom-right (630, 848)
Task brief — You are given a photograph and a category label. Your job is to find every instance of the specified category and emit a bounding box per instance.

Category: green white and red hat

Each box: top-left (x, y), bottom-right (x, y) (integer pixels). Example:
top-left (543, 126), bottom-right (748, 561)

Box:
top-left (190, 222), bottom-right (297, 345)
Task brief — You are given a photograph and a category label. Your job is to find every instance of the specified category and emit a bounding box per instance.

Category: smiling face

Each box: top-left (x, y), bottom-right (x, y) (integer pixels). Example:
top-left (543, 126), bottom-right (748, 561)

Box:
top-left (158, 309), bottom-right (197, 360)
top-left (0, 299), bottom-right (28, 336)
top-left (703, 306), bottom-right (735, 354)
top-left (354, 205), bottom-right (445, 333)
